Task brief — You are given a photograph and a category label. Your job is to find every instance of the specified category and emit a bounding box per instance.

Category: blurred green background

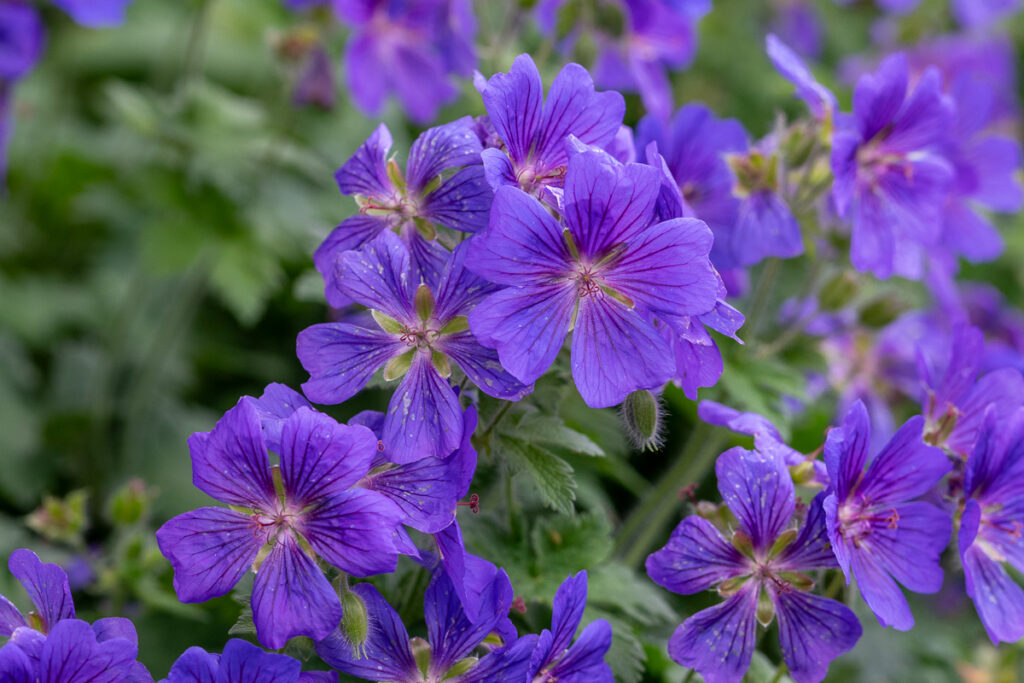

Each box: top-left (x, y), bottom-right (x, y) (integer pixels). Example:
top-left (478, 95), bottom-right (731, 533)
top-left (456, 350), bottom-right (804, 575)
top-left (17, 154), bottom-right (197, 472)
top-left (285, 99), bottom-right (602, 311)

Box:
top-left (2, 0), bottom-right (1024, 679)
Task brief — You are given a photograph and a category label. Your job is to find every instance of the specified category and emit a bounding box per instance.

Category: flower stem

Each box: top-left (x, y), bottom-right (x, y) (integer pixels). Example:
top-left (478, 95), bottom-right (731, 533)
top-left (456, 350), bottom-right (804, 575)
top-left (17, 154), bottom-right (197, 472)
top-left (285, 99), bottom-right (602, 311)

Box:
top-left (614, 422), bottom-right (723, 569)
top-left (745, 257), bottom-right (781, 340)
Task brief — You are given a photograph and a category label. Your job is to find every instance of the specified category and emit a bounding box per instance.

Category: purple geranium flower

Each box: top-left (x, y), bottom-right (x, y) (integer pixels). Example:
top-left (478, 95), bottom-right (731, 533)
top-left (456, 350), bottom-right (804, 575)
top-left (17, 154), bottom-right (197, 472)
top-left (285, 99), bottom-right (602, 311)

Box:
top-left (0, 1), bottom-right (44, 184)
top-left (592, 0), bottom-right (709, 120)
top-left (293, 45), bottom-right (337, 110)
top-left (920, 324), bottom-right (1024, 458)
top-left (528, 571), bottom-right (613, 683)
top-left (156, 400), bottom-right (401, 649)
top-left (315, 569), bottom-right (538, 682)
top-left (830, 53), bottom-right (955, 279)
top-left (466, 146), bottom-right (718, 408)
top-left (937, 73), bottom-right (1023, 264)
top-left (0, 549), bottom-right (75, 637)
top-left (51, 0), bottom-right (134, 27)
top-left (315, 119), bottom-right (490, 308)
top-left (648, 447), bottom-right (861, 683)
top-left (959, 408), bottom-right (1024, 644)
top-left (769, 0), bottom-right (822, 60)
top-left (0, 618), bottom-right (149, 683)
top-left (474, 54), bottom-right (624, 199)
top-left (162, 639), bottom-right (333, 683)
top-left (336, 0), bottom-right (476, 123)
top-left (823, 401), bottom-right (952, 630)
top-left (766, 33), bottom-right (836, 122)
top-left (300, 233), bottom-right (531, 460)
top-left (636, 104), bottom-right (747, 271)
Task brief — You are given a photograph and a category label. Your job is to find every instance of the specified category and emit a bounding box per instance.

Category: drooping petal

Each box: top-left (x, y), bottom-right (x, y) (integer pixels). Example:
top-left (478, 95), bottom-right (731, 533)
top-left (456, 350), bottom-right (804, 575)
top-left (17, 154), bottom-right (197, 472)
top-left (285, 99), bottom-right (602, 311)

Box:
top-left (334, 123), bottom-right (393, 198)
top-left (715, 447), bottom-right (796, 554)
top-left (314, 583), bottom-right (417, 682)
top-left (407, 118), bottom-right (483, 192)
top-left (335, 231), bottom-right (416, 320)
top-left (571, 295), bottom-right (675, 408)
top-left (39, 619), bottom-right (138, 683)
top-left (646, 517), bottom-right (746, 595)
top-left (562, 150), bottom-right (660, 256)
top-left (251, 535), bottom-right (342, 650)
top-left (441, 331), bottom-right (533, 400)
top-left (244, 383), bottom-right (312, 454)
top-left (382, 354), bottom-right (464, 462)
top-left (466, 184), bottom-right (572, 285)
top-left (7, 549), bottom-right (73, 633)
top-left (301, 488), bottom-right (400, 577)
top-left (731, 190), bottom-right (803, 267)
top-left (218, 639), bottom-right (303, 683)
top-left (602, 216), bottom-right (718, 318)
top-left (468, 283), bottom-right (576, 385)
top-left (432, 522), bottom-right (506, 625)
top-left (848, 543), bottom-right (914, 631)
top-left (773, 590), bottom-right (862, 683)
top-left (823, 400), bottom-right (871, 502)
top-left (155, 508), bottom-right (264, 604)
top-left (859, 416), bottom-right (950, 504)
top-left (189, 400), bottom-right (276, 508)
top-left (476, 54), bottom-right (543, 165)
top-left (297, 323), bottom-right (405, 405)
top-left (667, 587), bottom-right (758, 683)
top-left (278, 408), bottom-right (378, 504)
top-left (421, 166), bottom-right (493, 234)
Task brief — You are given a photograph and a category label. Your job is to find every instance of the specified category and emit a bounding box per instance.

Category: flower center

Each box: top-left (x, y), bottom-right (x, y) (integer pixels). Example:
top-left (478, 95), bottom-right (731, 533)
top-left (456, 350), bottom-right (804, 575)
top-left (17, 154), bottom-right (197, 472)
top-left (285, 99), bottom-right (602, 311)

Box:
top-left (837, 498), bottom-right (900, 547)
top-left (399, 324), bottom-right (441, 350)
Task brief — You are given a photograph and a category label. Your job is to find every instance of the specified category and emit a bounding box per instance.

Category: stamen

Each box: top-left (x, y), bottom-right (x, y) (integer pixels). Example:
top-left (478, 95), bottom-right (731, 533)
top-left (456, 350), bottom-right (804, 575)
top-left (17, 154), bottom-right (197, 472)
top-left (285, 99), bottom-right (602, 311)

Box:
top-left (511, 596), bottom-right (527, 614)
top-left (457, 493), bottom-right (480, 514)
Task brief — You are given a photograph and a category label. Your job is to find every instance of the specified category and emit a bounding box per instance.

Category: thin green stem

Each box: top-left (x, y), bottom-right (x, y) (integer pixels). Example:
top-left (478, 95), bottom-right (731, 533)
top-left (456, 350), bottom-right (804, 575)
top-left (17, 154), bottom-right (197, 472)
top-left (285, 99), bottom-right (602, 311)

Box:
top-left (615, 422), bottom-right (723, 568)
top-left (481, 401), bottom-right (514, 440)
top-left (682, 669), bottom-right (697, 683)
top-left (824, 569), bottom-right (845, 600)
top-left (769, 662), bottom-right (789, 683)
top-left (745, 258), bottom-right (781, 341)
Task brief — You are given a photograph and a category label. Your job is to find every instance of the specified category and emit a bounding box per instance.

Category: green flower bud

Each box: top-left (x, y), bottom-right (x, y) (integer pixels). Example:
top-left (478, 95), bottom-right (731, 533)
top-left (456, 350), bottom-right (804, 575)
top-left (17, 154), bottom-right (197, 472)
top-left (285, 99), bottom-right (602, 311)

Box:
top-left (108, 478), bottom-right (152, 526)
top-left (818, 271), bottom-right (859, 311)
top-left (620, 389), bottom-right (664, 452)
top-left (340, 587), bottom-right (370, 659)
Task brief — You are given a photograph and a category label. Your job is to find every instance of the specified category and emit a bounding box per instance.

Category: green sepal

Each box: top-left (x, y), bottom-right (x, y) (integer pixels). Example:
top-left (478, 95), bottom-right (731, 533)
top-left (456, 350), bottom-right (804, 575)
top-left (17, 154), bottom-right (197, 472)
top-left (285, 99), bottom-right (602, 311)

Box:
top-left (386, 158), bottom-right (406, 191)
top-left (415, 283), bottom-right (436, 321)
top-left (384, 350), bottom-right (415, 381)
top-left (411, 637), bottom-right (431, 677)
top-left (563, 228), bottom-right (581, 261)
top-left (414, 217), bottom-right (437, 240)
top-left (731, 531), bottom-right (754, 557)
top-left (440, 316), bottom-right (470, 335)
top-left (432, 350), bottom-right (452, 378)
top-left (372, 309), bottom-right (405, 335)
top-left (768, 528), bottom-right (799, 558)
top-left (717, 575), bottom-right (749, 597)
top-left (777, 571), bottom-right (815, 592)
top-left (756, 590), bottom-right (775, 627)
top-left (445, 657), bottom-right (479, 679)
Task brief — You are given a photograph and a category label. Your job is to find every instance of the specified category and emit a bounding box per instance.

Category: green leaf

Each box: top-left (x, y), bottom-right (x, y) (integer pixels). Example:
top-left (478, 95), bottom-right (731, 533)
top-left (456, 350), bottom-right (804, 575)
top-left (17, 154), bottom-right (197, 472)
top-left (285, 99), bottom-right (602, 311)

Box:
top-left (504, 413), bottom-right (605, 456)
top-left (588, 564), bottom-right (678, 627)
top-left (501, 439), bottom-right (577, 515)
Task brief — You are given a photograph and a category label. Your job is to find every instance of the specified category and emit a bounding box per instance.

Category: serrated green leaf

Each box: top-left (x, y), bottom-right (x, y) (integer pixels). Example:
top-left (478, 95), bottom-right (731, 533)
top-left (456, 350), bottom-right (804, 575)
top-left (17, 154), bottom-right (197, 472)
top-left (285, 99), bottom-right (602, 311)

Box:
top-left (502, 439), bottom-right (576, 515)
top-left (505, 414), bottom-right (605, 456)
top-left (227, 604), bottom-right (256, 636)
top-left (588, 564), bottom-right (678, 627)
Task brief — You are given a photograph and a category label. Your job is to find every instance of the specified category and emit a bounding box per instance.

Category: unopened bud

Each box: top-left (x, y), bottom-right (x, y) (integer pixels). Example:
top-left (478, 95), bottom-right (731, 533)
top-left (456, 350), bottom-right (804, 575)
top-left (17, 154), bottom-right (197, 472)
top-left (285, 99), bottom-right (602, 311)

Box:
top-left (859, 295), bottom-right (906, 328)
top-left (621, 389), bottom-right (664, 452)
top-left (340, 587), bottom-right (370, 659)
top-left (818, 271), bottom-right (859, 311)
top-left (108, 478), bottom-right (152, 526)
top-left (26, 490), bottom-right (88, 545)
top-left (788, 460), bottom-right (817, 485)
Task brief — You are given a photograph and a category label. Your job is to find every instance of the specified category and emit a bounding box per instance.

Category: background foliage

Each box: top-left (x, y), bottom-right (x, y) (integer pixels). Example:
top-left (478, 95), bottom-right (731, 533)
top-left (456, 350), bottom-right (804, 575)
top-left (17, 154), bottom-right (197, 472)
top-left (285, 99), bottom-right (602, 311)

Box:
top-left (2, 0), bottom-right (1024, 679)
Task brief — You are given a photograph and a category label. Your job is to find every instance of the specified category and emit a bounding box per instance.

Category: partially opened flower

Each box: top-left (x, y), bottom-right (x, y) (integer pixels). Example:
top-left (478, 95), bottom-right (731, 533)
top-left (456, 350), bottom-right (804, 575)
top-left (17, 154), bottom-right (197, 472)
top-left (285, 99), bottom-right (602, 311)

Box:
top-left (467, 146), bottom-right (719, 408)
top-left (830, 53), bottom-right (955, 279)
top-left (156, 400), bottom-right (401, 649)
top-left (315, 569), bottom-right (537, 682)
top-left (162, 638), bottom-right (333, 683)
top-left (528, 571), bottom-right (613, 683)
top-left (958, 407), bottom-right (1024, 644)
top-left (299, 233), bottom-right (531, 460)
top-left (475, 54), bottom-right (624, 199)
top-left (647, 448), bottom-right (861, 683)
top-left (315, 120), bottom-right (491, 307)
top-left (823, 401), bottom-right (952, 630)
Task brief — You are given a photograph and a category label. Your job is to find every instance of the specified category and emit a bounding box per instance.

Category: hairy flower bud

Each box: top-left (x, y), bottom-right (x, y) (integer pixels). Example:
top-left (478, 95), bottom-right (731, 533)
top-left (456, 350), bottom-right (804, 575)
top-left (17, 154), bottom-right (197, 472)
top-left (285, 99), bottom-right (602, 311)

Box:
top-left (621, 389), bottom-right (664, 452)
top-left (340, 587), bottom-right (370, 659)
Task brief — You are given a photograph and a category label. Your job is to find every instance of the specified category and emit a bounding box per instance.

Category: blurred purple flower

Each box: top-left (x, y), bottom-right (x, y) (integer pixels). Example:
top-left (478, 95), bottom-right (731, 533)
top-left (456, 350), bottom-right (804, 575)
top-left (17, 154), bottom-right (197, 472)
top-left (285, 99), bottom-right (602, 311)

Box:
top-left (648, 448), bottom-right (861, 683)
top-left (769, 0), bottom-right (822, 59)
top-left (824, 401), bottom-right (952, 630)
top-left (831, 53), bottom-right (955, 279)
top-left (293, 45), bottom-right (337, 109)
top-left (951, 0), bottom-right (1022, 26)
top-left (766, 33), bottom-right (836, 122)
top-left (156, 400), bottom-right (401, 649)
top-left (51, 0), bottom-right (134, 27)
top-left (335, 0), bottom-right (476, 123)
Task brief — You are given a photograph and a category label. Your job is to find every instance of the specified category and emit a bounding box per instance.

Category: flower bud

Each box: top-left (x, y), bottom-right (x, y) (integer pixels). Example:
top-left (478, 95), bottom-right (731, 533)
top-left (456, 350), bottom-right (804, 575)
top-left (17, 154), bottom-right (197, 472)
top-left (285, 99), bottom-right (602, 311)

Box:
top-left (340, 587), bottom-right (370, 659)
top-left (818, 271), bottom-right (859, 311)
top-left (620, 389), bottom-right (664, 452)
top-left (108, 478), bottom-right (152, 526)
